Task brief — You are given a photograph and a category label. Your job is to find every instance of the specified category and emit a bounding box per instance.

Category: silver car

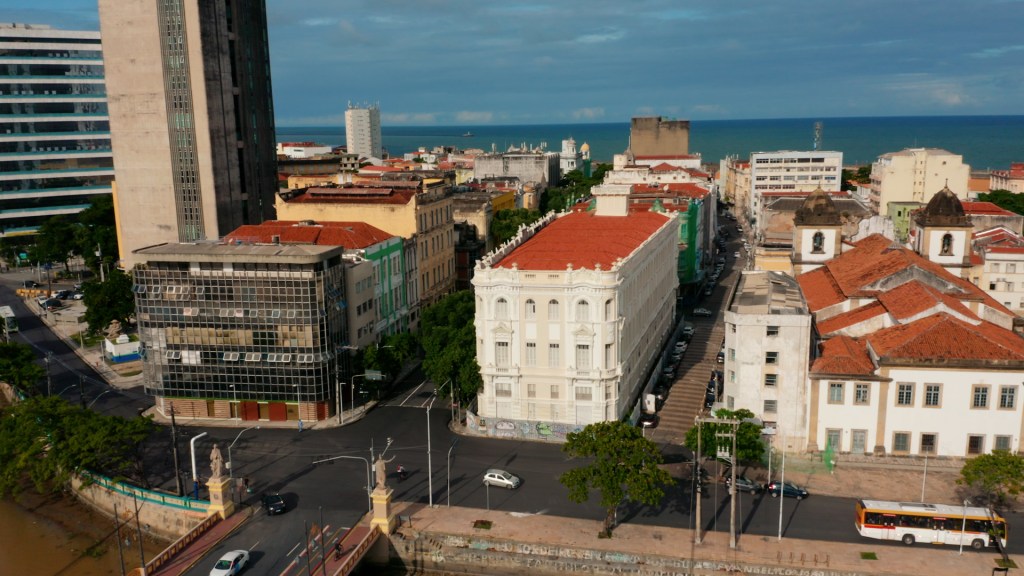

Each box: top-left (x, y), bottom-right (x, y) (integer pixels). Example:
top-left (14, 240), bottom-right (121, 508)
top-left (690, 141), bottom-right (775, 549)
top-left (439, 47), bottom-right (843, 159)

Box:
top-left (483, 468), bottom-right (521, 489)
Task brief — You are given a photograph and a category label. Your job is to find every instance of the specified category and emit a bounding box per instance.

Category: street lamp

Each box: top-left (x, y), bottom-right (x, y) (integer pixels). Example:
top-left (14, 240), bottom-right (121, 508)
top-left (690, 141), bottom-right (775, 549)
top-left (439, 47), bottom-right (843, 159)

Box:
top-left (86, 389), bottom-right (114, 409)
top-left (227, 426), bottom-right (259, 480)
top-left (447, 438), bottom-right (459, 507)
top-left (349, 373), bottom-right (368, 423)
top-left (190, 432), bottom-right (208, 500)
top-left (426, 394), bottom-right (436, 507)
top-left (959, 499), bottom-right (971, 555)
top-left (293, 384), bottom-right (302, 431)
top-left (55, 383), bottom-right (78, 397)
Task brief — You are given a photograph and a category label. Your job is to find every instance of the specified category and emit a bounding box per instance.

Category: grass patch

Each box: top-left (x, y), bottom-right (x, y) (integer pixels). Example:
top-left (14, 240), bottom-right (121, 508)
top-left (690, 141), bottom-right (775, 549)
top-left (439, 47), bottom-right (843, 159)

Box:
top-left (472, 520), bottom-right (492, 530)
top-left (859, 552), bottom-right (877, 560)
top-left (996, 558), bottom-right (1018, 569)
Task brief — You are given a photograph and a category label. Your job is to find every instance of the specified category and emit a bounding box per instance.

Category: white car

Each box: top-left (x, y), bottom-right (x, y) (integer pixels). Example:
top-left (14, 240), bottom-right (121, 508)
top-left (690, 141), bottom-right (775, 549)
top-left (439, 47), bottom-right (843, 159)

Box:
top-left (210, 550), bottom-right (249, 576)
top-left (483, 468), bottom-right (521, 489)
top-left (693, 308), bottom-right (713, 317)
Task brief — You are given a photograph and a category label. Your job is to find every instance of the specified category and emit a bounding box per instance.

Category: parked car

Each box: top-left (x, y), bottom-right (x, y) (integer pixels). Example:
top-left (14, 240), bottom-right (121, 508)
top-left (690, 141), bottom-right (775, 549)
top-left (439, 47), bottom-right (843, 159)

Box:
top-left (704, 286), bottom-right (714, 296)
top-left (681, 326), bottom-right (695, 339)
top-left (693, 308), bottom-right (713, 317)
top-left (652, 382), bottom-right (669, 401)
top-left (54, 289), bottom-right (72, 300)
top-left (637, 412), bottom-right (659, 429)
top-left (670, 351), bottom-right (683, 363)
top-left (661, 364), bottom-right (675, 378)
top-left (734, 251), bottom-right (741, 258)
top-left (725, 475), bottom-right (762, 494)
top-left (22, 280), bottom-right (40, 289)
top-left (483, 468), bottom-right (521, 490)
top-left (262, 492), bottom-right (286, 515)
top-left (209, 550), bottom-right (249, 576)
top-left (673, 341), bottom-right (688, 352)
top-left (716, 350), bottom-right (725, 363)
top-left (42, 298), bottom-right (63, 311)
top-left (71, 291), bottom-right (84, 300)
top-left (766, 481), bottom-right (809, 499)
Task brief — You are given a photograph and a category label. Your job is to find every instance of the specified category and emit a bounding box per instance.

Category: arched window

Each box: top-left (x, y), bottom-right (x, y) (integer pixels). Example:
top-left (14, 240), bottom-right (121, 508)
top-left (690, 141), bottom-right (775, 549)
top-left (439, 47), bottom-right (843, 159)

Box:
top-left (525, 299), bottom-right (536, 319)
top-left (495, 297), bottom-right (508, 319)
top-left (940, 233), bottom-right (954, 256)
top-left (575, 300), bottom-right (590, 322)
top-left (548, 299), bottom-right (560, 321)
top-left (604, 299), bottom-right (613, 320)
top-left (811, 231), bottom-right (825, 253)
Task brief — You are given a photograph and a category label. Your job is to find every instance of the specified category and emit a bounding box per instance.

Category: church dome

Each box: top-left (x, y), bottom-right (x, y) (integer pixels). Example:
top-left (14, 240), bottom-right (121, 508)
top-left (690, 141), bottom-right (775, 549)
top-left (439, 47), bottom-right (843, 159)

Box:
top-left (914, 185), bottom-right (970, 227)
top-left (793, 188), bottom-right (841, 226)
top-left (580, 142), bottom-right (590, 152)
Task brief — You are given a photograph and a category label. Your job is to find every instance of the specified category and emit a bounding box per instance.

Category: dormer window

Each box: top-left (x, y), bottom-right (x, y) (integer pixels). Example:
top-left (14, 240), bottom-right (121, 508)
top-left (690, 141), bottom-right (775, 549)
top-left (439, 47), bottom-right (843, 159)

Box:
top-left (940, 233), bottom-right (954, 256)
top-left (811, 231), bottom-right (825, 254)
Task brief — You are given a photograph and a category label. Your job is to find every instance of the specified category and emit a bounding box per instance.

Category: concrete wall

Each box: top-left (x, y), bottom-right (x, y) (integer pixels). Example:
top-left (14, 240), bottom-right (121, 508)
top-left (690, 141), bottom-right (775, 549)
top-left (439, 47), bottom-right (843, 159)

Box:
top-left (72, 476), bottom-right (208, 541)
top-left (383, 530), bottom-right (869, 576)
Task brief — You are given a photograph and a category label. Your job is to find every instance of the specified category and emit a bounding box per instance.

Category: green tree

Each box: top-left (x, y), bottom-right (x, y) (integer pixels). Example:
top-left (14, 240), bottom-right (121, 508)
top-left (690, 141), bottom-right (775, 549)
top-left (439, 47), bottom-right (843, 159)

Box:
top-left (82, 268), bottom-right (135, 335)
top-left (0, 342), bottom-right (45, 396)
top-left (977, 189), bottom-right (1024, 216)
top-left (490, 208), bottom-right (541, 245)
top-left (684, 408), bottom-right (765, 463)
top-left (540, 164), bottom-right (611, 214)
top-left (560, 421), bottom-right (673, 537)
top-left (73, 195), bottom-right (119, 277)
top-left (0, 396), bottom-right (155, 497)
top-left (31, 216), bottom-right (78, 271)
top-left (420, 290), bottom-right (481, 413)
top-left (957, 450), bottom-right (1024, 508)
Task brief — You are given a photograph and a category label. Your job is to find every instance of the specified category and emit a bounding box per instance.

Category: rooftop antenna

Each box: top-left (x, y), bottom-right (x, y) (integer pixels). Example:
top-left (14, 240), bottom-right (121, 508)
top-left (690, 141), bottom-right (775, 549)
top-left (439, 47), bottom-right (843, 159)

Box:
top-left (813, 121), bottom-right (823, 151)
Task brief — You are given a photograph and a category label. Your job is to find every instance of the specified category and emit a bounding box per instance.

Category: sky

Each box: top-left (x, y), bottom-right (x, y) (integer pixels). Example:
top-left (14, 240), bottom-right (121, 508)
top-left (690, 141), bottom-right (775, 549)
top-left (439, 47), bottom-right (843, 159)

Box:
top-left (7, 0), bottom-right (1024, 126)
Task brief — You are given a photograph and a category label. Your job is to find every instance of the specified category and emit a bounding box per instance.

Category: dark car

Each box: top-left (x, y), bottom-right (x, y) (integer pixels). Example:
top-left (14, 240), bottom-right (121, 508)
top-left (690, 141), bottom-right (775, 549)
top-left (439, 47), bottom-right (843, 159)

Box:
top-left (42, 298), bottom-right (63, 311)
top-left (262, 492), bottom-right (286, 515)
top-left (637, 413), bottom-right (659, 429)
top-left (766, 481), bottom-right (808, 500)
top-left (22, 280), bottom-right (40, 289)
top-left (725, 475), bottom-right (762, 493)
top-left (716, 350), bottom-right (725, 363)
top-left (54, 289), bottom-right (72, 300)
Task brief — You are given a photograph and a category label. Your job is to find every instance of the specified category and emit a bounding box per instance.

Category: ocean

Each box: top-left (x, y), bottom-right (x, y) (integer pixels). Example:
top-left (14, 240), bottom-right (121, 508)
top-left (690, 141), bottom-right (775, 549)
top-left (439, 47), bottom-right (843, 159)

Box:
top-left (277, 115), bottom-right (1024, 171)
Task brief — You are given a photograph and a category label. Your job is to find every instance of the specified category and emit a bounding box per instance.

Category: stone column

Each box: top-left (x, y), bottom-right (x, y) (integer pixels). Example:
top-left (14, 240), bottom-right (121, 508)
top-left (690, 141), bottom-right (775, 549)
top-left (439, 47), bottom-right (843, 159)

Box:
top-left (370, 485), bottom-right (397, 534)
top-left (207, 477), bottom-right (235, 519)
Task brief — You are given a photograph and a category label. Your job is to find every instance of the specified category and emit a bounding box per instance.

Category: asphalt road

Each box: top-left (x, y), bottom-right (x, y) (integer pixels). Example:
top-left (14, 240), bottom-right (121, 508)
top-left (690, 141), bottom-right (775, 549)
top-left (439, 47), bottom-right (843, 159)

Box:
top-left (3, 266), bottom-right (1022, 576)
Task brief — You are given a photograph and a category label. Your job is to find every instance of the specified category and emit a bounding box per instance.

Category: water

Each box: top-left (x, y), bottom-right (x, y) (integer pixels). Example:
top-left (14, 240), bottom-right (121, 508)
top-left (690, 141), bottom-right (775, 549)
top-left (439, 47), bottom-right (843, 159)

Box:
top-left (278, 115), bottom-right (1024, 170)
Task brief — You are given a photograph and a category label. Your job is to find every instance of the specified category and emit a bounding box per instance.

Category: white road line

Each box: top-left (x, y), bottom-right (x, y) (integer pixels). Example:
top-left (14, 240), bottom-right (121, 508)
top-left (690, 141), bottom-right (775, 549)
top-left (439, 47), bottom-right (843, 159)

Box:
top-left (397, 379), bottom-right (429, 407)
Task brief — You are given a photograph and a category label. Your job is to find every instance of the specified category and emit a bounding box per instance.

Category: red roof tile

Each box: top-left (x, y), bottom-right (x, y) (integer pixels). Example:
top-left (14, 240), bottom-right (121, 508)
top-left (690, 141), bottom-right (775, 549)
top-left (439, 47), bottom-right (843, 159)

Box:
top-left (815, 301), bottom-right (887, 335)
top-left (494, 210), bottom-right (672, 271)
top-left (797, 266), bottom-right (845, 311)
top-left (875, 281), bottom-right (978, 322)
top-left (962, 201), bottom-right (1017, 216)
top-left (283, 187), bottom-right (417, 206)
top-left (865, 313), bottom-right (1024, 361)
top-left (225, 220), bottom-right (395, 249)
top-left (986, 246), bottom-right (1024, 254)
top-left (810, 335), bottom-right (875, 376)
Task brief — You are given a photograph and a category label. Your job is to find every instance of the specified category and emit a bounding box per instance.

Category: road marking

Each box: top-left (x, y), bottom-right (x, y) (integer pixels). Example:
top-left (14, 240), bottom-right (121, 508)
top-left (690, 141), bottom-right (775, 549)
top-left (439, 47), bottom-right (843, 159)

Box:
top-left (397, 379), bottom-right (429, 407)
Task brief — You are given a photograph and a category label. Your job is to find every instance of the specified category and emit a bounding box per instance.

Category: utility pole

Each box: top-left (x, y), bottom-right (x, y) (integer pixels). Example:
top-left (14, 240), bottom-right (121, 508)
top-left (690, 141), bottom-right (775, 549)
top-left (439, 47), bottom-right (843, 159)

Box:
top-left (170, 407), bottom-right (183, 496)
top-left (78, 374), bottom-right (86, 408)
top-left (113, 502), bottom-right (126, 576)
top-left (696, 415), bottom-right (741, 549)
top-left (132, 494), bottom-right (146, 575)
top-left (45, 352), bottom-right (52, 396)
top-left (694, 416), bottom-right (702, 545)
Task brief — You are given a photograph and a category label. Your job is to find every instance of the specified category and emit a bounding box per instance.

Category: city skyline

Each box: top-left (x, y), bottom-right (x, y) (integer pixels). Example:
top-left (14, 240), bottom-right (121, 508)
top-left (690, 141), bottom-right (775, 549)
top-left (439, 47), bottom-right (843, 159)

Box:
top-left (8, 0), bottom-right (1024, 127)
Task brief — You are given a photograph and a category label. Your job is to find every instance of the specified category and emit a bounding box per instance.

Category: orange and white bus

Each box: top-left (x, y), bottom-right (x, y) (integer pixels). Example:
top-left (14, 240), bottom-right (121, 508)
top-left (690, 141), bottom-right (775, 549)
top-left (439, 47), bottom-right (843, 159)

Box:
top-left (855, 500), bottom-right (1007, 550)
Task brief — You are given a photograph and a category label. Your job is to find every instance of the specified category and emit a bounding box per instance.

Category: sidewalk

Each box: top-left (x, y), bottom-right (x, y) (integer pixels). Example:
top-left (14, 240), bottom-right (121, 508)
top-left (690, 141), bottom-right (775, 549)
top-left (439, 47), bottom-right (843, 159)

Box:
top-left (146, 508), bottom-right (252, 576)
top-left (398, 502), bottom-right (1015, 576)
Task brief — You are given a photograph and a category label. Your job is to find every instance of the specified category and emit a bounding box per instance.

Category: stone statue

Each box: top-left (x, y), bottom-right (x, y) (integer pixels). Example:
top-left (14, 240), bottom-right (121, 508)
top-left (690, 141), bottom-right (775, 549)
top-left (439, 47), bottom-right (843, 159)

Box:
top-left (210, 444), bottom-right (225, 480)
top-left (374, 455), bottom-right (395, 489)
top-left (104, 319), bottom-right (123, 339)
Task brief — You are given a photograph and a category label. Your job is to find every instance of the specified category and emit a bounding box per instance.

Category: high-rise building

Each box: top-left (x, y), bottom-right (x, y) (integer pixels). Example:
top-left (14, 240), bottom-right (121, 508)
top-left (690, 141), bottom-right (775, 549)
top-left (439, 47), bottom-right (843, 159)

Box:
top-left (344, 103), bottom-right (382, 160)
top-left (99, 0), bottom-right (278, 268)
top-left (0, 23), bottom-right (113, 237)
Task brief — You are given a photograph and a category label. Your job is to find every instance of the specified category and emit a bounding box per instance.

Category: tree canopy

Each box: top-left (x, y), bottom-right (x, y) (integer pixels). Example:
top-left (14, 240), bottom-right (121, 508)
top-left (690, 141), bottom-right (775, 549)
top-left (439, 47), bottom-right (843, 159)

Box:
top-left (560, 420), bottom-right (673, 536)
top-left (684, 408), bottom-right (765, 464)
top-left (81, 268), bottom-right (135, 336)
top-left (0, 395), bottom-right (155, 497)
top-left (419, 290), bottom-right (482, 409)
top-left (540, 164), bottom-right (610, 213)
top-left (490, 208), bottom-right (541, 245)
top-left (0, 342), bottom-right (45, 397)
top-left (958, 450), bottom-right (1024, 508)
top-left (977, 189), bottom-right (1024, 216)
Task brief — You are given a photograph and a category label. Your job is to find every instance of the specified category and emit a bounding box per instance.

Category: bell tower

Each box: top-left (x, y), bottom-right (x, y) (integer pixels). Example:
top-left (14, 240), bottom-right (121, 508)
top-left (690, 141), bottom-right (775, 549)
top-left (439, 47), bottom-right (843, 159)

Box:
top-left (912, 185), bottom-right (973, 278)
top-left (791, 188), bottom-right (843, 275)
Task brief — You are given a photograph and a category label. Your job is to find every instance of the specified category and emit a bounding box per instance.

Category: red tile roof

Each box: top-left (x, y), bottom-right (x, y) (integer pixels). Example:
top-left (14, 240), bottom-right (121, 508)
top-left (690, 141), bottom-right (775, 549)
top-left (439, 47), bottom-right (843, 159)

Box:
top-left (815, 301), bottom-right (887, 335)
top-left (797, 266), bottom-right (846, 311)
top-left (810, 335), bottom-right (875, 376)
top-left (649, 162), bottom-right (681, 172)
top-left (875, 280), bottom-right (978, 322)
top-left (225, 220), bottom-right (395, 249)
top-left (493, 210), bottom-right (672, 271)
top-left (986, 246), bottom-right (1024, 254)
top-left (962, 201), bottom-right (1017, 216)
top-left (665, 183), bottom-right (710, 198)
top-left (865, 313), bottom-right (1024, 362)
top-left (282, 186), bottom-right (417, 206)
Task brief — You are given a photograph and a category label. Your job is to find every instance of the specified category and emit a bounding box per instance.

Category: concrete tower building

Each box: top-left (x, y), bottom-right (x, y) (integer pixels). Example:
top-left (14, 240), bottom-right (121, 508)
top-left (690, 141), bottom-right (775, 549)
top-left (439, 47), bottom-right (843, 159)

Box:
top-left (0, 24), bottom-right (113, 237)
top-left (345, 103), bottom-right (382, 160)
top-left (98, 0), bottom-right (278, 268)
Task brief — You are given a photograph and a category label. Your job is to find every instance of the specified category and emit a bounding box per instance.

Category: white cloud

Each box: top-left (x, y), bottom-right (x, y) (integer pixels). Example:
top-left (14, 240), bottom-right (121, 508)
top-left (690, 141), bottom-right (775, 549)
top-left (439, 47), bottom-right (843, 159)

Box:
top-left (881, 75), bottom-right (972, 108)
top-left (571, 107), bottom-right (605, 120)
top-left (690, 104), bottom-right (726, 115)
top-left (301, 17), bottom-right (336, 27)
top-left (455, 111), bottom-right (494, 123)
top-left (574, 28), bottom-right (624, 44)
top-left (971, 45), bottom-right (1024, 58)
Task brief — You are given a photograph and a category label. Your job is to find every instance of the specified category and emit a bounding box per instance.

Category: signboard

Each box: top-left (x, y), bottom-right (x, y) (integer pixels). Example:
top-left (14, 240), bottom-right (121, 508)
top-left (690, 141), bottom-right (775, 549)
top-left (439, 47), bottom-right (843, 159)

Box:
top-left (365, 369), bottom-right (383, 381)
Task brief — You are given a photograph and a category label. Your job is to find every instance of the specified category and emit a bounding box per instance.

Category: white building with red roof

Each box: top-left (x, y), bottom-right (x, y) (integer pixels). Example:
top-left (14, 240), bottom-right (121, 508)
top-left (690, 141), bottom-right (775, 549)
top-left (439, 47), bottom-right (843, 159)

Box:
top-left (800, 233), bottom-right (1024, 457)
top-left (990, 162), bottom-right (1024, 194)
top-left (470, 185), bottom-right (679, 437)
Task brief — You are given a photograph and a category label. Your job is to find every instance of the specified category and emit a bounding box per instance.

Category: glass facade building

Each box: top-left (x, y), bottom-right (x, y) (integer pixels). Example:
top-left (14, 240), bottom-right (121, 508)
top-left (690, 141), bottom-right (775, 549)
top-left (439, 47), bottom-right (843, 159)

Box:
top-left (0, 23), bottom-right (112, 237)
top-left (134, 242), bottom-right (348, 423)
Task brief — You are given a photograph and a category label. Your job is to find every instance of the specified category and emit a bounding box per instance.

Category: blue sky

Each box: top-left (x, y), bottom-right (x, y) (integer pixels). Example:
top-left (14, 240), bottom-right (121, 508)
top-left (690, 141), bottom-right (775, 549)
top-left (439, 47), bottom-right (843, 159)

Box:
top-left (8, 0), bottom-right (1024, 126)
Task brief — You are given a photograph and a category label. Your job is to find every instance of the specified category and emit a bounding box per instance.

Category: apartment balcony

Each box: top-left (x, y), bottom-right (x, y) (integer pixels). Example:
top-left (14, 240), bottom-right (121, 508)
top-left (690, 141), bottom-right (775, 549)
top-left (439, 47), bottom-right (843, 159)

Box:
top-left (0, 185), bottom-right (112, 200)
top-left (0, 166), bottom-right (114, 182)
top-left (0, 113), bottom-right (109, 124)
top-left (0, 131), bottom-right (110, 143)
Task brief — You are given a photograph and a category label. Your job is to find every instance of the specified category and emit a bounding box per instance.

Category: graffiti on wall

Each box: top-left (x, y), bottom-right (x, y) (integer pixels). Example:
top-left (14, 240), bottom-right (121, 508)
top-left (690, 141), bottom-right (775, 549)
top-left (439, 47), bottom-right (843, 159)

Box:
top-left (466, 411), bottom-right (583, 442)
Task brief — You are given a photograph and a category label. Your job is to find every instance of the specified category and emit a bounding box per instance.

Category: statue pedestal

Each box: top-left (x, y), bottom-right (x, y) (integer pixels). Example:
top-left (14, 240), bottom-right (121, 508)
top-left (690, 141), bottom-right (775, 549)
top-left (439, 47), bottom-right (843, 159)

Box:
top-left (370, 486), bottom-right (397, 534)
top-left (207, 476), bottom-right (235, 519)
